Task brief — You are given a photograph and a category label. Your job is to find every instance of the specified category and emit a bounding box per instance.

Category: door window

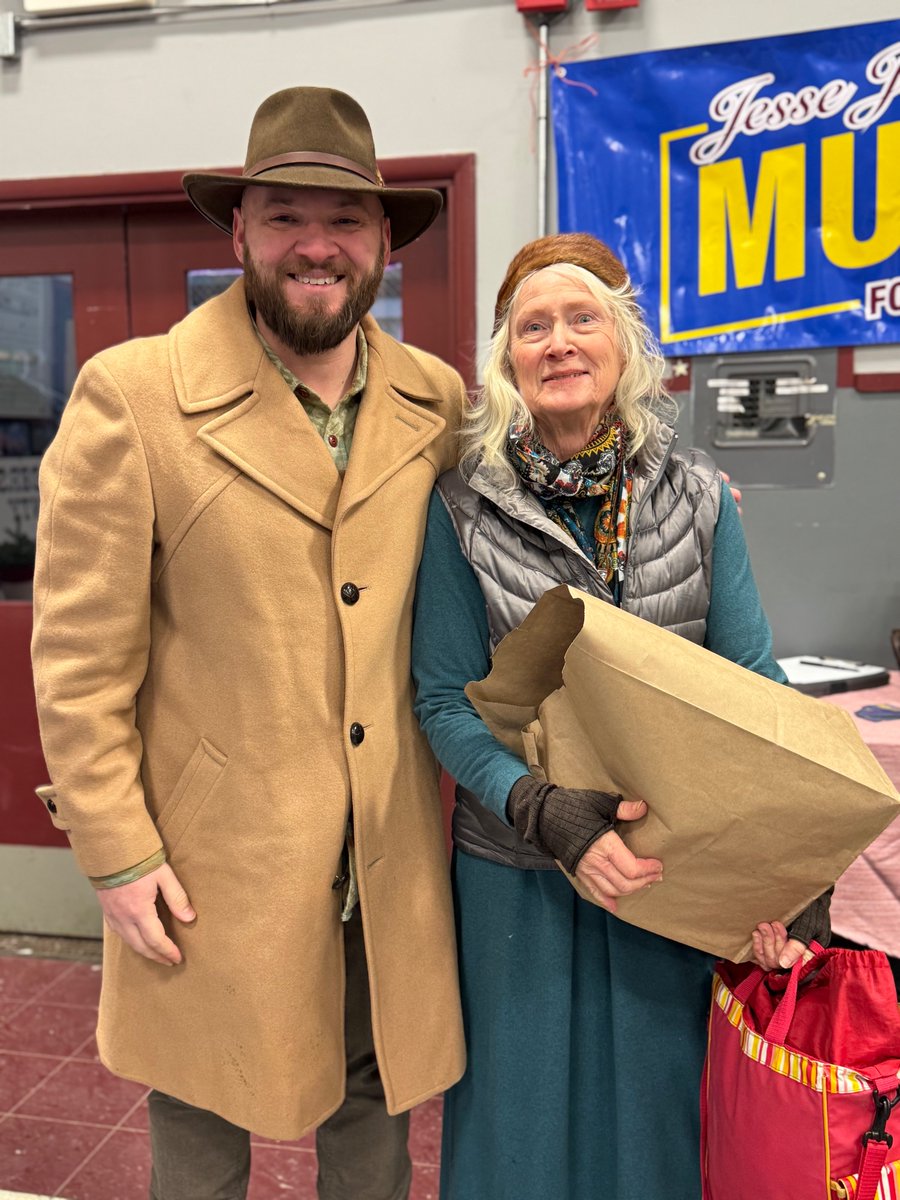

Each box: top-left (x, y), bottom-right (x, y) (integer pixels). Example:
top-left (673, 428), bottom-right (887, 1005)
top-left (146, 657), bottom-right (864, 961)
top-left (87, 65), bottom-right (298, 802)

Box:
top-left (0, 276), bottom-right (75, 597)
top-left (186, 267), bottom-right (243, 311)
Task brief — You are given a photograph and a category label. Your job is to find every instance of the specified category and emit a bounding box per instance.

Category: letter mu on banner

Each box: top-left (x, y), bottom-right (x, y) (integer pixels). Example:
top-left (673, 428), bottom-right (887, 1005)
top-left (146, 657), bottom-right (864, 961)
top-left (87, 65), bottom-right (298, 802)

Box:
top-left (552, 19), bottom-right (900, 354)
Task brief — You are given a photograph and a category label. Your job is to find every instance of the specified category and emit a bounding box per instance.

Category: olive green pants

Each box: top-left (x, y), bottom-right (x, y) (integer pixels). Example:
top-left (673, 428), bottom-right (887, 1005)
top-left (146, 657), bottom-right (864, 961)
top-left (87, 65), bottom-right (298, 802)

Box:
top-left (148, 911), bottom-right (411, 1200)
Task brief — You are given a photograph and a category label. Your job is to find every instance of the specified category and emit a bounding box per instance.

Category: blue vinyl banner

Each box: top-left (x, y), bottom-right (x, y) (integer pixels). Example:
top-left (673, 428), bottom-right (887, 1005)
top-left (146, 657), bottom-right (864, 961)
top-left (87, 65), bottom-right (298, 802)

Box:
top-left (553, 21), bottom-right (900, 355)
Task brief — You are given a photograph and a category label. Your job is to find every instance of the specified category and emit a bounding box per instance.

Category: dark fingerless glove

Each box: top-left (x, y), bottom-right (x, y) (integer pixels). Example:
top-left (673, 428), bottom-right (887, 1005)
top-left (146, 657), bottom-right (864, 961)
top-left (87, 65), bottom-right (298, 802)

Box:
top-left (787, 887), bottom-right (833, 949)
top-left (507, 776), bottom-right (623, 873)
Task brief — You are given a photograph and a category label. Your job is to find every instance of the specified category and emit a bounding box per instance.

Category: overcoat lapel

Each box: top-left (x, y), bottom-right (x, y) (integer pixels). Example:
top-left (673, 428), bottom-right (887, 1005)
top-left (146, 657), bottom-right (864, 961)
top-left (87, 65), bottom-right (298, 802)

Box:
top-left (169, 279), bottom-right (341, 530)
top-left (197, 379), bottom-right (341, 530)
top-left (337, 317), bottom-right (447, 519)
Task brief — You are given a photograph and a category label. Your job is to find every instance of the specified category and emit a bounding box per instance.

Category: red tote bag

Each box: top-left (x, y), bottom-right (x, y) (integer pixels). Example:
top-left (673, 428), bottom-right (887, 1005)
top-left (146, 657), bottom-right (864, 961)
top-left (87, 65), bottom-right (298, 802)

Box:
top-left (702, 947), bottom-right (900, 1200)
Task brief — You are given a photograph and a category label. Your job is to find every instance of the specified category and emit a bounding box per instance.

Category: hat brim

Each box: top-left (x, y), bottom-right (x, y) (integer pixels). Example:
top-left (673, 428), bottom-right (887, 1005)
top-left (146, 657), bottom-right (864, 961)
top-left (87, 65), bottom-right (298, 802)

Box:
top-left (182, 164), bottom-right (442, 251)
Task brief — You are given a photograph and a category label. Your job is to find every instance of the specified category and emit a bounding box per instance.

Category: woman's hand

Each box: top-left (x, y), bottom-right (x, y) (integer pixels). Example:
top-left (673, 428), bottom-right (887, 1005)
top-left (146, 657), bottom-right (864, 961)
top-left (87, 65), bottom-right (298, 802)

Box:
top-left (751, 920), bottom-right (814, 971)
top-left (574, 799), bottom-right (663, 914)
top-left (719, 470), bottom-right (742, 514)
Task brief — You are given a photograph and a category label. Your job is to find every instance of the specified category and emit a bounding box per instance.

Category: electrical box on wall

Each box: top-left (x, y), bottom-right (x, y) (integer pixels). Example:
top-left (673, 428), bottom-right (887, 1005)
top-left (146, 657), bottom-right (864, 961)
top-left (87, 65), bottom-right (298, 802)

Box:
top-left (23, 0), bottom-right (153, 11)
top-left (688, 351), bottom-right (838, 488)
top-left (515, 0), bottom-right (569, 12)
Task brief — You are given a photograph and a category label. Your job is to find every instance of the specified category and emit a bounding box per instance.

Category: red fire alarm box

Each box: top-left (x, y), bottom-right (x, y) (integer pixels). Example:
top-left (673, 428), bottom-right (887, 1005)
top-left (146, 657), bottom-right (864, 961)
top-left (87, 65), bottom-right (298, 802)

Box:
top-left (516, 0), bottom-right (569, 12)
top-left (585, 0), bottom-right (638, 8)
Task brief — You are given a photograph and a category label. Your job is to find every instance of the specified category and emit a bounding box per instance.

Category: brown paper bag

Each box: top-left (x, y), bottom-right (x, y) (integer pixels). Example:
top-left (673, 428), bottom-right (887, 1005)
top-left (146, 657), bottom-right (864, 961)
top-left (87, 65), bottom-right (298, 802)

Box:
top-left (466, 585), bottom-right (900, 961)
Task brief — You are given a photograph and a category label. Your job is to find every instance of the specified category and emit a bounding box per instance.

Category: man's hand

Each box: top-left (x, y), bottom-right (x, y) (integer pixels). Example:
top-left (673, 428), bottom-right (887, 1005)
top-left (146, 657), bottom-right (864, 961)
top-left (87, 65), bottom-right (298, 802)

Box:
top-left (97, 863), bottom-right (195, 966)
top-left (574, 799), bottom-right (663, 914)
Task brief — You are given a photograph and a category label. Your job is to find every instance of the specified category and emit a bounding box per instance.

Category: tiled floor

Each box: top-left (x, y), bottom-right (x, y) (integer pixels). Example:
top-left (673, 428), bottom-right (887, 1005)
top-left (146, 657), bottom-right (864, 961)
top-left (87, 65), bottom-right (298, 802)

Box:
top-left (0, 954), bottom-right (442, 1199)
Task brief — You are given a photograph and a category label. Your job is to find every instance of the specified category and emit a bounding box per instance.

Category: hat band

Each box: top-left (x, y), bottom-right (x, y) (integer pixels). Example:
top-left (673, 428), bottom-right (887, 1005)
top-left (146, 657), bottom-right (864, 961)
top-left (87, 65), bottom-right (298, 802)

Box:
top-left (246, 151), bottom-right (383, 186)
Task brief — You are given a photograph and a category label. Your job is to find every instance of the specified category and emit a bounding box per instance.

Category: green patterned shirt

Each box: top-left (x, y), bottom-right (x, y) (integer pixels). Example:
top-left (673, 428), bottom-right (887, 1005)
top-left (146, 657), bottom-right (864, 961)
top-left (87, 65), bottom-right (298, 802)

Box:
top-left (259, 328), bottom-right (367, 472)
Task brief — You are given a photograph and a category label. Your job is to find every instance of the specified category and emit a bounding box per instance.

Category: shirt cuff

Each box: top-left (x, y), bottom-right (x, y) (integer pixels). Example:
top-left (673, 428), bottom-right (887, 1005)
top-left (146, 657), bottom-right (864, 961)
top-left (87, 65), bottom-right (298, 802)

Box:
top-left (89, 847), bottom-right (167, 890)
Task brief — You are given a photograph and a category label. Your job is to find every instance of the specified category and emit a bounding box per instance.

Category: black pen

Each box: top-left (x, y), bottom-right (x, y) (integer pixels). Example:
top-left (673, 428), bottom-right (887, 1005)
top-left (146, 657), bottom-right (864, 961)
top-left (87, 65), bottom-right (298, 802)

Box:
top-left (798, 659), bottom-right (861, 672)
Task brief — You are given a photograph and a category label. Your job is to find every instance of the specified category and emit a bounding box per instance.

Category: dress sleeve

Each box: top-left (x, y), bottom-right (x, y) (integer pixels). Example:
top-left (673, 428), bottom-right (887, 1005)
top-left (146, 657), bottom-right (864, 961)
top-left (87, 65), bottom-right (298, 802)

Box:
top-left (412, 488), bottom-right (530, 819)
top-left (704, 482), bottom-right (788, 683)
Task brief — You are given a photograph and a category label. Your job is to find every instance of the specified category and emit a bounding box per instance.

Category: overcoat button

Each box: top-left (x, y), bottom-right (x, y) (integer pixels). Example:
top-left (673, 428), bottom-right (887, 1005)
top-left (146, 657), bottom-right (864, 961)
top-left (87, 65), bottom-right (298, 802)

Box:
top-left (340, 583), bottom-right (360, 605)
top-left (47, 798), bottom-right (58, 814)
top-left (349, 722), bottom-right (365, 746)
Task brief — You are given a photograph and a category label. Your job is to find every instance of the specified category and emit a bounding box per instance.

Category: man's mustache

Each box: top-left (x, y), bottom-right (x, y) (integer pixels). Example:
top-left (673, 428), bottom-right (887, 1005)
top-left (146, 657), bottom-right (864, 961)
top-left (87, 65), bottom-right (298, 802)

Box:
top-left (279, 258), bottom-right (352, 277)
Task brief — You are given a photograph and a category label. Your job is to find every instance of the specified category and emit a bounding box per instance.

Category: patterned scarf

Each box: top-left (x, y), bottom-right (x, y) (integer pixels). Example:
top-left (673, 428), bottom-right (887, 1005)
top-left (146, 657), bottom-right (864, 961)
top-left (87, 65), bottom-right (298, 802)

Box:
top-left (506, 416), bottom-right (633, 584)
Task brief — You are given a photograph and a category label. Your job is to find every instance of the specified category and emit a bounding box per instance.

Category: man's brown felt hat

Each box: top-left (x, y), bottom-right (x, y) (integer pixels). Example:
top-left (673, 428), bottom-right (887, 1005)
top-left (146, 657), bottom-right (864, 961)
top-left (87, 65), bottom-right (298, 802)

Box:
top-left (183, 87), bottom-right (442, 251)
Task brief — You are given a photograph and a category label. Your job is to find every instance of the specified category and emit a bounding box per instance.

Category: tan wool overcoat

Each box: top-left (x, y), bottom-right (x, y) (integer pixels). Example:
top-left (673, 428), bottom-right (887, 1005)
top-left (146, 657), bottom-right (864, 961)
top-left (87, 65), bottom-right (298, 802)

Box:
top-left (31, 279), bottom-right (466, 1138)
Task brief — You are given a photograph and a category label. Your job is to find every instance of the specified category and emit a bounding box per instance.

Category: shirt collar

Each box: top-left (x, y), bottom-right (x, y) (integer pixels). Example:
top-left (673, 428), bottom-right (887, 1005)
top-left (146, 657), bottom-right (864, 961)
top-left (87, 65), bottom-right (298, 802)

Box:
top-left (253, 319), bottom-right (368, 410)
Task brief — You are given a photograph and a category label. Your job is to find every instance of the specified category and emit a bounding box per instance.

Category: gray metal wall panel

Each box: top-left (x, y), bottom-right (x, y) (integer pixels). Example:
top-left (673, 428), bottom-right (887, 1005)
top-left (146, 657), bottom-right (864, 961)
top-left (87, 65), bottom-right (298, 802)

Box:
top-left (679, 386), bottom-right (900, 667)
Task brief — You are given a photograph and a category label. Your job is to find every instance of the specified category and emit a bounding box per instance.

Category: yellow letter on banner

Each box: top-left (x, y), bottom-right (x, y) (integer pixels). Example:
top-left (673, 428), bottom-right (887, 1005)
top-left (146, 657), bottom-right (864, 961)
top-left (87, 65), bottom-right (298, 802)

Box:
top-left (821, 121), bottom-right (900, 269)
top-left (698, 145), bottom-right (806, 295)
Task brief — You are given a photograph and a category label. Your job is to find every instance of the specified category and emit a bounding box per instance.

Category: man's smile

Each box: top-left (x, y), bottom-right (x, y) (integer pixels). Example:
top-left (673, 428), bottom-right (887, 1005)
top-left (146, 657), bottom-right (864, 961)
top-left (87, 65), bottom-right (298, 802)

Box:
top-left (288, 273), bottom-right (341, 286)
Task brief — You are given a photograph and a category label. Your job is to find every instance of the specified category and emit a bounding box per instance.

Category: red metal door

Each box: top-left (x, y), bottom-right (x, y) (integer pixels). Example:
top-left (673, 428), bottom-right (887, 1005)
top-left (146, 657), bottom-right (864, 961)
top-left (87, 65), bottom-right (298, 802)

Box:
top-left (0, 212), bottom-right (130, 853)
top-left (0, 162), bottom-right (474, 919)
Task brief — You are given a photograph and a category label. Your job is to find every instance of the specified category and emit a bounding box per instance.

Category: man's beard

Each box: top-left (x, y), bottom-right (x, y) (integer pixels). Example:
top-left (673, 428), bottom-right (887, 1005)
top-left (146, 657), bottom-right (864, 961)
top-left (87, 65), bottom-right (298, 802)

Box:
top-left (243, 244), bottom-right (386, 357)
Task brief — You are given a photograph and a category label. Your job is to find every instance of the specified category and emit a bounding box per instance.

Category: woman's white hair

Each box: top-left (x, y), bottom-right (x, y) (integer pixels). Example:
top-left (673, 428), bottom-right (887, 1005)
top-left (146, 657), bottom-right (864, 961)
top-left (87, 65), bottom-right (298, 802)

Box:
top-left (462, 263), bottom-right (678, 483)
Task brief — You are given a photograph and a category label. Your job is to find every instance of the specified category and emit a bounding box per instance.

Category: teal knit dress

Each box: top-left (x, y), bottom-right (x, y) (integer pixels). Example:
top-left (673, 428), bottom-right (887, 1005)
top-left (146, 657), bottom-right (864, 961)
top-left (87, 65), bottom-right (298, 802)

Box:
top-left (411, 481), bottom-right (786, 1200)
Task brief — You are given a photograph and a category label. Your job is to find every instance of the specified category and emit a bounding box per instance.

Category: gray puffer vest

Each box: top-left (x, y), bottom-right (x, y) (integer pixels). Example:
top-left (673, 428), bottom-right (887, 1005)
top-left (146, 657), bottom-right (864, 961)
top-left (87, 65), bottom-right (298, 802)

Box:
top-left (436, 420), bottom-right (720, 869)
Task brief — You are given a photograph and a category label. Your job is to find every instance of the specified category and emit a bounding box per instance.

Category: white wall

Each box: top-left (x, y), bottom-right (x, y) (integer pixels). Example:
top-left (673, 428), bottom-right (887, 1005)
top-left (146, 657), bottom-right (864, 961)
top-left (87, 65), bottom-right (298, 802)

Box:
top-left (2, 0), bottom-right (898, 348)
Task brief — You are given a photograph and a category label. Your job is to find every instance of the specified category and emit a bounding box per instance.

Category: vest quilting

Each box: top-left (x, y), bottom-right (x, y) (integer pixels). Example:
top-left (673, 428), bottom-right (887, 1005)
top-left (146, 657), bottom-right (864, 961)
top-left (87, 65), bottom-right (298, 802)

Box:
top-left (435, 420), bottom-right (721, 869)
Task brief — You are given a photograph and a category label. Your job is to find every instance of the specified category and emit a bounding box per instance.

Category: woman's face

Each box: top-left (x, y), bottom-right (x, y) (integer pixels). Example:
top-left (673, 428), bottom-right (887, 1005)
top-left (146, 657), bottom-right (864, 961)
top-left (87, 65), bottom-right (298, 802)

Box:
top-left (508, 269), bottom-right (622, 440)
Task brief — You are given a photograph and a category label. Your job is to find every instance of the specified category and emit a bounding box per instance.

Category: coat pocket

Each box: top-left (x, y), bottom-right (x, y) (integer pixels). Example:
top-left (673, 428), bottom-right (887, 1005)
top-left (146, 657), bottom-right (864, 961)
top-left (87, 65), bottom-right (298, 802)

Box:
top-left (156, 738), bottom-right (227, 853)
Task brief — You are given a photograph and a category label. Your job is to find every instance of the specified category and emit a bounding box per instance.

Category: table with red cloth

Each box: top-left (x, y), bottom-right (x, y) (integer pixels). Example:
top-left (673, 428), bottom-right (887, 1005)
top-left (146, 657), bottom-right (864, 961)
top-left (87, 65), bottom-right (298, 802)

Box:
top-left (824, 671), bottom-right (900, 958)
